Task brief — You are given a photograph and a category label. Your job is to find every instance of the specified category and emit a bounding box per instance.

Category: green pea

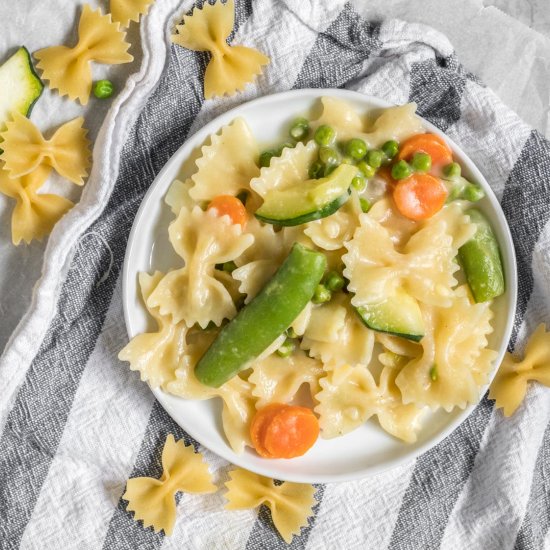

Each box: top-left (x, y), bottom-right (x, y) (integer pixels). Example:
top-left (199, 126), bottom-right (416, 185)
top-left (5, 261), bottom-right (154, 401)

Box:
top-left (286, 327), bottom-right (298, 339)
top-left (345, 138), bottom-right (367, 160)
top-left (341, 156), bottom-right (354, 165)
top-left (391, 160), bottom-right (412, 180)
top-left (411, 152), bottom-right (432, 173)
top-left (443, 162), bottom-right (461, 179)
top-left (259, 150), bottom-right (276, 168)
top-left (429, 365), bottom-right (438, 381)
top-left (462, 183), bottom-right (485, 202)
top-left (312, 283), bottom-right (331, 304)
top-left (365, 149), bottom-right (384, 168)
top-left (93, 79), bottom-right (114, 99)
top-left (324, 271), bottom-right (345, 292)
top-left (351, 175), bottom-right (367, 192)
top-left (357, 160), bottom-right (376, 178)
top-left (359, 197), bottom-right (371, 213)
top-left (323, 164), bottom-right (337, 177)
top-left (382, 140), bottom-right (399, 159)
top-left (222, 261), bottom-right (237, 274)
top-left (314, 125), bottom-right (336, 146)
top-left (276, 338), bottom-right (295, 358)
top-left (289, 117), bottom-right (309, 140)
top-left (319, 146), bottom-right (340, 166)
top-left (308, 160), bottom-right (324, 179)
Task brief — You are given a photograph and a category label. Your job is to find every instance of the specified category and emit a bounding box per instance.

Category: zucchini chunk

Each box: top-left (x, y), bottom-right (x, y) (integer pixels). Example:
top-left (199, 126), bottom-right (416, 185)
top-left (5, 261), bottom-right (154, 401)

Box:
top-left (195, 243), bottom-right (327, 387)
top-left (255, 163), bottom-right (358, 226)
top-left (355, 289), bottom-right (425, 342)
top-left (0, 47), bottom-right (43, 133)
top-left (459, 209), bottom-right (505, 303)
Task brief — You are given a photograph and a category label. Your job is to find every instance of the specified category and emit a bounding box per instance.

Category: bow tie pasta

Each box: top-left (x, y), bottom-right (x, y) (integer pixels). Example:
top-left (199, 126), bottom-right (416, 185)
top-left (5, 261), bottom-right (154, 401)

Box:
top-left (121, 96), bottom-right (506, 462)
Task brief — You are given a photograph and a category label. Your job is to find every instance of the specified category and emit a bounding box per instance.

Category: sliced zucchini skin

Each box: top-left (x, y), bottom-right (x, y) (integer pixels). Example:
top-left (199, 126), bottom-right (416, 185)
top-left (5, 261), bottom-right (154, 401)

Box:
top-left (255, 191), bottom-right (349, 226)
top-left (459, 209), bottom-right (505, 303)
top-left (195, 243), bottom-right (327, 388)
top-left (354, 290), bottom-right (425, 343)
top-left (0, 46), bottom-right (44, 132)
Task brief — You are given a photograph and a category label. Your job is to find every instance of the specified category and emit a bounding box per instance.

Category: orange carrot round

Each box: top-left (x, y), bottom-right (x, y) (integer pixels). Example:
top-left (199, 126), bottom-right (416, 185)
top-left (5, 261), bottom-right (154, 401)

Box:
top-left (250, 403), bottom-right (319, 459)
top-left (393, 173), bottom-right (448, 220)
top-left (397, 133), bottom-right (453, 166)
top-left (207, 195), bottom-right (248, 227)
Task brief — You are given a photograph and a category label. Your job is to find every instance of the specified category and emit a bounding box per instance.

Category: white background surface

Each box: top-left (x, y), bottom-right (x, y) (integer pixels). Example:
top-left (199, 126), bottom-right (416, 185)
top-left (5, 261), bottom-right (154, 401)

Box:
top-left (0, 0), bottom-right (549, 353)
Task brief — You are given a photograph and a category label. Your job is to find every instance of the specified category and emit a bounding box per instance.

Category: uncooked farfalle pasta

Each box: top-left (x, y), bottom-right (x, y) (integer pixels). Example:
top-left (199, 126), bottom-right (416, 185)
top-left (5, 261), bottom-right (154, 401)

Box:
top-left (110, 0), bottom-right (154, 28)
top-left (120, 96), bottom-right (508, 459)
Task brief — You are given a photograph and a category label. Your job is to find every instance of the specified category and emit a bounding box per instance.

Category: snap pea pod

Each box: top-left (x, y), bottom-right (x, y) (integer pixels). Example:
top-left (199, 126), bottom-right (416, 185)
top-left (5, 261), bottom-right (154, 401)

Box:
top-left (194, 243), bottom-right (327, 387)
top-left (459, 209), bottom-right (505, 303)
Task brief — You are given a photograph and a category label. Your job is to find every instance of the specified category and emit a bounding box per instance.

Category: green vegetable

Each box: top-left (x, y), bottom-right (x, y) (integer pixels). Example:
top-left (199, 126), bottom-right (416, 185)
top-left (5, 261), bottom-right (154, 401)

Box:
top-left (429, 365), bottom-right (438, 381)
top-left (341, 156), bottom-right (354, 165)
top-left (260, 150), bottom-right (276, 168)
top-left (391, 160), bottom-right (412, 180)
top-left (93, 79), bottom-right (114, 99)
top-left (359, 197), bottom-right (371, 213)
top-left (345, 138), bottom-right (367, 160)
top-left (255, 164), bottom-right (358, 226)
top-left (351, 174), bottom-right (367, 192)
top-left (462, 183), bottom-right (485, 202)
top-left (365, 150), bottom-right (384, 168)
top-left (286, 327), bottom-right (298, 339)
top-left (0, 47), bottom-right (43, 134)
top-left (443, 162), bottom-right (461, 179)
top-left (314, 124), bottom-right (336, 146)
top-left (355, 289), bottom-right (425, 342)
top-left (195, 243), bottom-right (327, 387)
top-left (309, 160), bottom-right (324, 179)
top-left (458, 209), bottom-right (505, 303)
top-left (382, 140), bottom-right (399, 159)
top-left (324, 271), bottom-right (345, 292)
top-left (312, 284), bottom-right (332, 304)
top-left (411, 152), bottom-right (432, 173)
top-left (289, 117), bottom-right (309, 140)
top-left (276, 338), bottom-right (295, 358)
top-left (319, 146), bottom-right (339, 166)
top-left (357, 160), bottom-right (376, 178)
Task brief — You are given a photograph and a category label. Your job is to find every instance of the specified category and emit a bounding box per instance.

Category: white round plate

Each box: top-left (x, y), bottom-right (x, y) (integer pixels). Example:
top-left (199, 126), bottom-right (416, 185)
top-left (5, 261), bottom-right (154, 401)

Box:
top-left (122, 89), bottom-right (517, 483)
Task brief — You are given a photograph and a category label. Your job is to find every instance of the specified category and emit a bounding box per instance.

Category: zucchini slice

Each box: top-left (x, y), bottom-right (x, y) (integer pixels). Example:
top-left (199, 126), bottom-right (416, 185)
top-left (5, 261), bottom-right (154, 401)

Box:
top-left (195, 243), bottom-right (327, 387)
top-left (355, 289), bottom-right (425, 342)
top-left (255, 163), bottom-right (358, 226)
top-left (0, 47), bottom-right (43, 134)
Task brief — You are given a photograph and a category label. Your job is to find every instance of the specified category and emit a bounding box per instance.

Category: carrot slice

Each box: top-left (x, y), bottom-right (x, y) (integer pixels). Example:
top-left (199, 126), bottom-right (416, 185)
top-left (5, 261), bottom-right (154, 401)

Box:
top-left (250, 403), bottom-right (286, 458)
top-left (262, 405), bottom-right (319, 459)
top-left (207, 195), bottom-right (248, 227)
top-left (397, 133), bottom-right (453, 166)
top-left (393, 173), bottom-right (448, 220)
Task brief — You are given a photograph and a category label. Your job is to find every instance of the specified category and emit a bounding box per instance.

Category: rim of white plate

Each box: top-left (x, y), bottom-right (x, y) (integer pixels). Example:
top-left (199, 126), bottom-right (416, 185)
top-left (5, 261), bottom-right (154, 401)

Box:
top-left (122, 88), bottom-right (517, 483)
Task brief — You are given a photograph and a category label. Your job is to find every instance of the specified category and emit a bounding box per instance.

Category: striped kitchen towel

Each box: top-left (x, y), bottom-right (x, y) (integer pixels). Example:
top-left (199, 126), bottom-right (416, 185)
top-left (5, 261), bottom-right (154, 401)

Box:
top-left (1, 1), bottom-right (550, 549)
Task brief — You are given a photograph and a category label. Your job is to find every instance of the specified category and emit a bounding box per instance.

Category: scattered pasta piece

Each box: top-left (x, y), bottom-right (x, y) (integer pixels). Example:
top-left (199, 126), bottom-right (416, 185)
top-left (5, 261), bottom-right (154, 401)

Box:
top-left (34, 4), bottom-right (133, 104)
top-left (315, 363), bottom-right (422, 442)
top-left (171, 0), bottom-right (269, 99)
top-left (111, 0), bottom-right (154, 27)
top-left (0, 164), bottom-right (73, 245)
top-left (224, 469), bottom-right (317, 544)
top-left (396, 286), bottom-right (497, 411)
top-left (0, 112), bottom-right (91, 185)
top-left (146, 206), bottom-right (254, 327)
top-left (123, 434), bottom-right (216, 535)
top-left (489, 324), bottom-right (550, 417)
top-left (189, 118), bottom-right (260, 202)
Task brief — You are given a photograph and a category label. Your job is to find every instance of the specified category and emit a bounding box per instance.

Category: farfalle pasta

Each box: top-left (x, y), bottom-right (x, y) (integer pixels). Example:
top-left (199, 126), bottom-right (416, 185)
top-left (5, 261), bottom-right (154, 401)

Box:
top-left (489, 324), bottom-right (550, 416)
top-left (224, 469), bottom-right (317, 544)
top-left (34, 4), bottom-right (133, 104)
top-left (0, 112), bottom-right (91, 185)
top-left (0, 164), bottom-right (73, 245)
top-left (122, 96), bottom-right (505, 460)
top-left (110, 0), bottom-right (154, 27)
top-left (171, 0), bottom-right (269, 99)
top-left (123, 434), bottom-right (216, 535)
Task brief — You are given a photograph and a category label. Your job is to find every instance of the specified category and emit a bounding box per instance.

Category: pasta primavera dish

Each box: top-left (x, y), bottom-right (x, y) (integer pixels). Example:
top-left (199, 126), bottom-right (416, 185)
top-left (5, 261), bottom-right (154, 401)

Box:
top-left (119, 97), bottom-right (505, 460)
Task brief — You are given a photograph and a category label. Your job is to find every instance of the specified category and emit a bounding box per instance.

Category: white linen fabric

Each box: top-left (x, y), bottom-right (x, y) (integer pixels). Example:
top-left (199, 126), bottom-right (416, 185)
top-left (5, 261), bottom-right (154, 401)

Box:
top-left (0, 1), bottom-right (549, 549)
